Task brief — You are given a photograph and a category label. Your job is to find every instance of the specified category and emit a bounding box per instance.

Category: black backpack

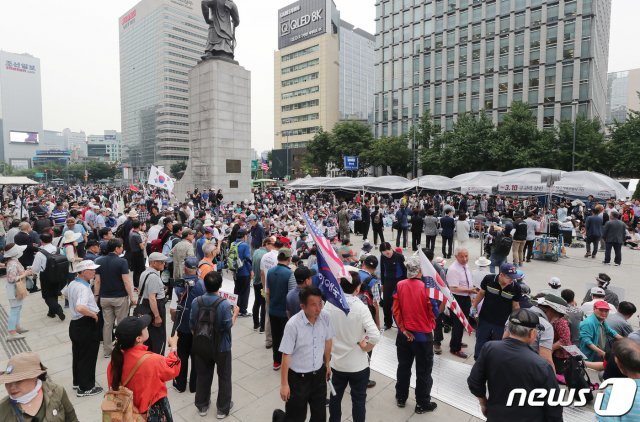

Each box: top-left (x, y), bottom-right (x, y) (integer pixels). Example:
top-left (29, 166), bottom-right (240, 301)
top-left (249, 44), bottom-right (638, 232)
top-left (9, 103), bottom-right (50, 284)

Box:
top-left (495, 233), bottom-right (513, 255)
top-left (39, 248), bottom-right (69, 292)
top-left (563, 356), bottom-right (594, 403)
top-left (192, 296), bottom-right (225, 359)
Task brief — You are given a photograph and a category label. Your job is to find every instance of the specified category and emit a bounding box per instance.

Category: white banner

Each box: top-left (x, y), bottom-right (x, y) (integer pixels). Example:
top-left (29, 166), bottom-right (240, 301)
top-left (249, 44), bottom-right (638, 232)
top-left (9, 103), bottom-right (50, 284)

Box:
top-left (218, 291), bottom-right (238, 307)
top-left (498, 183), bottom-right (548, 194)
top-left (147, 165), bottom-right (175, 192)
top-left (552, 185), bottom-right (614, 200)
top-left (461, 186), bottom-right (493, 195)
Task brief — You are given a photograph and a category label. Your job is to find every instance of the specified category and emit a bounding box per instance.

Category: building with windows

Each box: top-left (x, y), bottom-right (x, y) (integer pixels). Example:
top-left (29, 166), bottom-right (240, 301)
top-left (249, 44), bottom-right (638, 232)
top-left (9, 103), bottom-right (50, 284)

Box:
top-left (62, 128), bottom-right (87, 159)
top-left (606, 68), bottom-right (640, 124)
top-left (373, 0), bottom-right (611, 137)
top-left (274, 0), bottom-right (375, 157)
top-left (0, 51), bottom-right (43, 169)
top-left (42, 130), bottom-right (67, 150)
top-left (119, 0), bottom-right (207, 175)
top-left (88, 130), bottom-right (122, 163)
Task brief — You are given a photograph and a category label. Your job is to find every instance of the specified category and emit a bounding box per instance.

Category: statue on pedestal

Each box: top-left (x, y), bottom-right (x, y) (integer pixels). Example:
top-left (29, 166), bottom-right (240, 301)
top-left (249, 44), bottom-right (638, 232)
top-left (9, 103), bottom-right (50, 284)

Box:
top-left (201, 0), bottom-right (240, 61)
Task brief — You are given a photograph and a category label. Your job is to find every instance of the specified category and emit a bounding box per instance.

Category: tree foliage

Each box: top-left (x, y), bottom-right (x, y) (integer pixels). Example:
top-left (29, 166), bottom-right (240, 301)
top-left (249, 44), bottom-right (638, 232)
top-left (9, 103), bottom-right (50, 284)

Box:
top-left (170, 161), bottom-right (187, 179)
top-left (361, 136), bottom-right (411, 175)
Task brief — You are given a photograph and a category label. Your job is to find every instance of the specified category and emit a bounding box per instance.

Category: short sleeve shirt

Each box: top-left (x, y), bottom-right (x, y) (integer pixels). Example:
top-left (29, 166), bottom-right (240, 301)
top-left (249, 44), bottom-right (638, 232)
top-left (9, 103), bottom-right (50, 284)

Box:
top-left (279, 310), bottom-right (335, 373)
top-left (140, 268), bottom-right (165, 300)
top-left (479, 274), bottom-right (522, 326)
top-left (96, 253), bottom-right (130, 298)
top-left (129, 231), bottom-right (143, 252)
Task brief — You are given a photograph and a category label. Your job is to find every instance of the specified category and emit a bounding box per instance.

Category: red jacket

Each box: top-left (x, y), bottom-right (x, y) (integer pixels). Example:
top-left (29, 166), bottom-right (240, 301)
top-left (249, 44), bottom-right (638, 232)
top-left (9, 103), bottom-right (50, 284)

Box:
top-left (392, 278), bottom-right (436, 334)
top-left (107, 345), bottom-right (181, 413)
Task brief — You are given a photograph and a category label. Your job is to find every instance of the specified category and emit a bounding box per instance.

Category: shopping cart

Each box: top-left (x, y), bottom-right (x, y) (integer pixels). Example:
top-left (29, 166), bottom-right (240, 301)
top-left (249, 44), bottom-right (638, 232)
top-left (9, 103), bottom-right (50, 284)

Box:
top-left (532, 234), bottom-right (563, 262)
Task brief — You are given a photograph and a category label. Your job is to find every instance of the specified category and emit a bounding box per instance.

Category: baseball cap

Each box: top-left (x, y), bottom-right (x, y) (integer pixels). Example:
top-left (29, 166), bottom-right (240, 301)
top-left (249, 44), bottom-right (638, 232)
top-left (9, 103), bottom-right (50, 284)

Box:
top-left (246, 214), bottom-right (257, 222)
top-left (363, 255), bottom-right (378, 268)
top-left (591, 287), bottom-right (606, 296)
top-left (148, 252), bottom-right (168, 262)
top-left (594, 300), bottom-right (611, 310)
top-left (184, 256), bottom-right (199, 269)
top-left (536, 294), bottom-right (568, 315)
top-left (499, 263), bottom-right (519, 279)
top-left (237, 228), bottom-right (247, 237)
top-left (549, 277), bottom-right (562, 287)
top-left (115, 315), bottom-right (152, 344)
top-left (508, 308), bottom-right (544, 330)
top-left (76, 260), bottom-right (100, 272)
top-left (405, 256), bottom-right (421, 279)
top-left (278, 248), bottom-right (292, 260)
top-left (182, 228), bottom-right (193, 238)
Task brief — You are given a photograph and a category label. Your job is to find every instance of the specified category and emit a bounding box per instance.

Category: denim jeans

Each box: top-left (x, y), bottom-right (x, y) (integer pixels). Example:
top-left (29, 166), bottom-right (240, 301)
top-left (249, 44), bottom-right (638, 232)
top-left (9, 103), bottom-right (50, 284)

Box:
top-left (8, 299), bottom-right (22, 331)
top-left (489, 253), bottom-right (507, 274)
top-left (395, 331), bottom-right (434, 407)
top-left (474, 319), bottom-right (506, 360)
top-left (329, 367), bottom-right (369, 422)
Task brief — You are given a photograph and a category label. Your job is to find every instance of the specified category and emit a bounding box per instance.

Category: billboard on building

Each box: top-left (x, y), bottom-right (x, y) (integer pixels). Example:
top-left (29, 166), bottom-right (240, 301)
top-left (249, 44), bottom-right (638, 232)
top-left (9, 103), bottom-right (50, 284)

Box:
top-left (10, 131), bottom-right (39, 144)
top-left (278, 0), bottom-right (331, 49)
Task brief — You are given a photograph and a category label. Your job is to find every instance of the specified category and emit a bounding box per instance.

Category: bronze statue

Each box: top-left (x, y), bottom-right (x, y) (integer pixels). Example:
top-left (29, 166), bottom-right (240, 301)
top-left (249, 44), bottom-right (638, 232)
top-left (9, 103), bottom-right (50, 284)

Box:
top-left (201, 0), bottom-right (240, 61)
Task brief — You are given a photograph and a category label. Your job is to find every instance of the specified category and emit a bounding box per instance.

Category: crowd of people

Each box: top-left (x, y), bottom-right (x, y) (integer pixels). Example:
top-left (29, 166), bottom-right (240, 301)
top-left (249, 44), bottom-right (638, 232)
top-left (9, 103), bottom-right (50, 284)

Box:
top-left (0, 183), bottom-right (638, 421)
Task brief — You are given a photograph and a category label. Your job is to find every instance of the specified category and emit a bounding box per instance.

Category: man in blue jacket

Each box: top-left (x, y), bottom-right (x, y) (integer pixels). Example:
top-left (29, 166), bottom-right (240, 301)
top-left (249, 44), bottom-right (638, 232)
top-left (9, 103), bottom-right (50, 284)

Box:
top-left (232, 229), bottom-right (252, 317)
top-left (395, 205), bottom-right (411, 249)
top-left (585, 204), bottom-right (604, 258)
top-left (579, 300), bottom-right (623, 362)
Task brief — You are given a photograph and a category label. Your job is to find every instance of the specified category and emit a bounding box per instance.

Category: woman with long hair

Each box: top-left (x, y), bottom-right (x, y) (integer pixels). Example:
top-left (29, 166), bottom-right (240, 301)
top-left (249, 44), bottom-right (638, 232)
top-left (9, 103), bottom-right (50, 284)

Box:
top-left (107, 316), bottom-right (180, 421)
top-left (3, 243), bottom-right (32, 341)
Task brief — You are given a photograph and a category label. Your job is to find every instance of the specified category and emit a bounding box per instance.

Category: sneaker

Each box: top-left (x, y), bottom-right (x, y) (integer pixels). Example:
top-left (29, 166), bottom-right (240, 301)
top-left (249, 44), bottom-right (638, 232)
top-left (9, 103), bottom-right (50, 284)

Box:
top-left (265, 343), bottom-right (273, 349)
top-left (396, 399), bottom-right (406, 408)
top-left (415, 402), bottom-right (437, 413)
top-left (614, 263), bottom-right (620, 266)
top-left (273, 362), bottom-right (281, 371)
top-left (239, 312), bottom-right (252, 317)
top-left (198, 406), bottom-right (209, 417)
top-left (76, 386), bottom-right (103, 397)
top-left (6, 333), bottom-right (25, 342)
top-left (216, 401), bottom-right (234, 419)
top-left (72, 385), bottom-right (79, 390)
top-left (253, 325), bottom-right (259, 331)
top-left (367, 380), bottom-right (376, 388)
top-left (259, 328), bottom-right (265, 334)
top-left (433, 343), bottom-right (442, 355)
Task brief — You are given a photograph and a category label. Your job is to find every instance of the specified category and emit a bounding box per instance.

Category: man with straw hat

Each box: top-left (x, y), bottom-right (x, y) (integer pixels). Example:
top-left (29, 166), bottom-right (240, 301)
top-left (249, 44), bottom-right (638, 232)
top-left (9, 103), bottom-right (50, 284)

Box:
top-left (0, 352), bottom-right (78, 420)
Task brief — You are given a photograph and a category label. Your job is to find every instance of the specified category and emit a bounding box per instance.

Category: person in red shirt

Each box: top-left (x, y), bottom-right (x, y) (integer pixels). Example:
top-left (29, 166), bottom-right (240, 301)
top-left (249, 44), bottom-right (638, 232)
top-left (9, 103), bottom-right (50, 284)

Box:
top-left (107, 315), bottom-right (180, 420)
top-left (392, 256), bottom-right (439, 414)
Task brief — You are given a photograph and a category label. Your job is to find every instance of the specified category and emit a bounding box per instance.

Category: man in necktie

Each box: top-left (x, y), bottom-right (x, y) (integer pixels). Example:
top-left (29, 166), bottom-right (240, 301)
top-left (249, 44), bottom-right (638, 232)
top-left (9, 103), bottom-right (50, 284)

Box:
top-left (446, 248), bottom-right (478, 358)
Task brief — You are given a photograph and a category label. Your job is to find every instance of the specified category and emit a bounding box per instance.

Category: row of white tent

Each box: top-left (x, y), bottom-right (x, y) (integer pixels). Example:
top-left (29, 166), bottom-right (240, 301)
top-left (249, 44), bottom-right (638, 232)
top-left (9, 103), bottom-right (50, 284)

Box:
top-left (286, 168), bottom-right (631, 200)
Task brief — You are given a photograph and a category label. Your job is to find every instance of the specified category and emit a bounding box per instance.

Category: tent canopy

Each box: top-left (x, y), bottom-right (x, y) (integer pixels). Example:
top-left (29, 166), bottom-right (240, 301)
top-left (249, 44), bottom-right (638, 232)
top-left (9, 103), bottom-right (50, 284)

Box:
top-left (0, 176), bottom-right (39, 186)
top-left (285, 169), bottom-right (630, 199)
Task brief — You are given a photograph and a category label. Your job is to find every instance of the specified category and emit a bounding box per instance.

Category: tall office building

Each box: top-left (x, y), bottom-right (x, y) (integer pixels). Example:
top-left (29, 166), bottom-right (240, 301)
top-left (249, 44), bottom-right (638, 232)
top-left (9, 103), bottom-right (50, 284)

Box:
top-left (374, 0), bottom-right (611, 137)
top-left (63, 128), bottom-right (87, 159)
top-left (274, 1), bottom-right (375, 156)
top-left (119, 0), bottom-right (207, 176)
top-left (606, 68), bottom-right (640, 124)
top-left (0, 51), bottom-right (43, 169)
top-left (88, 130), bottom-right (122, 163)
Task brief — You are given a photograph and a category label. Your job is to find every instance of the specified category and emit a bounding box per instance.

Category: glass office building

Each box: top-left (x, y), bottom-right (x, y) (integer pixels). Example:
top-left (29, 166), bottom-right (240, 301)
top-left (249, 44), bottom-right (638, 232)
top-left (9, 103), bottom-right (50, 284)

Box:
top-left (374, 0), bottom-right (611, 137)
top-left (119, 0), bottom-right (207, 174)
top-left (340, 21), bottom-right (376, 123)
top-left (606, 68), bottom-right (640, 124)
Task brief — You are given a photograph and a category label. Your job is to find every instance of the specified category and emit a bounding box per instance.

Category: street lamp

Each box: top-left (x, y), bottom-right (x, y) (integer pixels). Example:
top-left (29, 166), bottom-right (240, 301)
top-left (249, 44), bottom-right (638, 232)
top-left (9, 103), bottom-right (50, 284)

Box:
top-left (571, 99), bottom-right (578, 171)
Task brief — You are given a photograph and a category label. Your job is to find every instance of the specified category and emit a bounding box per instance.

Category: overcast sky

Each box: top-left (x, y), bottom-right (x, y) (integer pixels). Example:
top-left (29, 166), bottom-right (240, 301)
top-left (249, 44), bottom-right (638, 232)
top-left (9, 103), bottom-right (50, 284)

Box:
top-left (0, 0), bottom-right (638, 154)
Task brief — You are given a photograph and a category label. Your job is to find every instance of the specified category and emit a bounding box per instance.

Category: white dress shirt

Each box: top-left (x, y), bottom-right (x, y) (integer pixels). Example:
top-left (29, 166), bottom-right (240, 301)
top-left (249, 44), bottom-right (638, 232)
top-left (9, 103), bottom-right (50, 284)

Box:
top-left (447, 260), bottom-right (473, 296)
top-left (32, 243), bottom-right (57, 274)
top-left (326, 295), bottom-right (381, 373)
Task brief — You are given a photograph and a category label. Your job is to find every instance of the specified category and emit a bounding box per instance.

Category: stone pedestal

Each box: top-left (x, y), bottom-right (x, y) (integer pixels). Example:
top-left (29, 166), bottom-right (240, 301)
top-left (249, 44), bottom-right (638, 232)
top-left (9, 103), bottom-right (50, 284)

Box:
top-left (174, 58), bottom-right (252, 204)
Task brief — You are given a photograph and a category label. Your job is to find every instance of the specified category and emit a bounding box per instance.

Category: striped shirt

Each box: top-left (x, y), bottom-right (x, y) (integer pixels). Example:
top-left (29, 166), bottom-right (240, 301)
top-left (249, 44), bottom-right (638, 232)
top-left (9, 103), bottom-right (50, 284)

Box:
top-left (51, 208), bottom-right (68, 226)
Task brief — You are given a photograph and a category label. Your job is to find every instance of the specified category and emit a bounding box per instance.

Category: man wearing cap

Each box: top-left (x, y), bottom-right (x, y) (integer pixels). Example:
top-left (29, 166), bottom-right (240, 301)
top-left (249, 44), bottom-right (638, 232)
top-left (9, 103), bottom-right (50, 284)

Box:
top-left (50, 202), bottom-right (68, 227)
top-left (267, 248), bottom-right (293, 370)
top-left (534, 294), bottom-right (571, 372)
top-left (248, 214), bottom-right (265, 253)
top-left (581, 287), bottom-right (617, 317)
top-left (582, 273), bottom-right (619, 308)
top-left (63, 217), bottom-right (87, 258)
top-left (468, 309), bottom-right (563, 421)
top-left (231, 228), bottom-right (252, 317)
top-left (95, 238), bottom-right (134, 358)
top-left (195, 225), bottom-right (214, 261)
top-left (83, 239), bottom-right (101, 262)
top-left (358, 255), bottom-right (381, 330)
top-left (392, 256), bottom-right (439, 413)
top-left (169, 228), bottom-right (195, 281)
top-left (128, 220), bottom-right (146, 288)
top-left (65, 260), bottom-right (104, 397)
top-left (286, 267), bottom-right (312, 318)
top-left (139, 252), bottom-right (169, 354)
top-left (471, 263), bottom-right (522, 360)
top-left (446, 247), bottom-right (477, 359)
top-left (540, 277), bottom-right (562, 297)
top-left (579, 300), bottom-right (623, 361)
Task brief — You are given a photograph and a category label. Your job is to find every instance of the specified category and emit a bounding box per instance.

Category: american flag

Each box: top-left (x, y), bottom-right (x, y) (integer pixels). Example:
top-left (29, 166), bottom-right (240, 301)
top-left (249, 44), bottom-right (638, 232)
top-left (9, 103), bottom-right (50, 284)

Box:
top-left (261, 162), bottom-right (269, 171)
top-left (418, 249), bottom-right (473, 334)
top-left (303, 213), bottom-right (351, 315)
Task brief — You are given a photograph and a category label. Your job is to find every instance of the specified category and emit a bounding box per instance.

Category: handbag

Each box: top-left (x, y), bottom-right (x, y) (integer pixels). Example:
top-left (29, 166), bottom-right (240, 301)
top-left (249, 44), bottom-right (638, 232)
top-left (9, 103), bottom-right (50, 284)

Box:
top-left (15, 279), bottom-right (29, 300)
top-left (133, 273), bottom-right (153, 318)
top-left (101, 353), bottom-right (151, 421)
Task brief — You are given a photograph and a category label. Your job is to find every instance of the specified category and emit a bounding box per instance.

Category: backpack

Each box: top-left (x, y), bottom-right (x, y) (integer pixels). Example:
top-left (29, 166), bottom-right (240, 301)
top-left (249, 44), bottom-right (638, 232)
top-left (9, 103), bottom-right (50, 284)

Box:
top-left (563, 356), bottom-right (594, 403)
top-left (150, 238), bottom-right (164, 253)
top-left (39, 248), bottom-right (69, 292)
top-left (373, 213), bottom-right (381, 225)
top-left (227, 241), bottom-right (243, 272)
top-left (192, 296), bottom-right (225, 360)
top-left (197, 261), bottom-right (215, 279)
top-left (495, 233), bottom-right (513, 256)
top-left (114, 223), bottom-right (125, 239)
top-left (101, 353), bottom-right (150, 422)
top-left (356, 275), bottom-right (378, 319)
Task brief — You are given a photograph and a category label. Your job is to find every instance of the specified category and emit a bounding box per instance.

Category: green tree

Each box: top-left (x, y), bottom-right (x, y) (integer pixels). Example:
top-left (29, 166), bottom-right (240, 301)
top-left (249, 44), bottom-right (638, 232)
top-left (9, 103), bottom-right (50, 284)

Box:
top-left (302, 129), bottom-right (332, 176)
top-left (492, 102), bottom-right (541, 169)
top-left (170, 161), bottom-right (187, 179)
top-left (329, 121), bottom-right (374, 170)
top-left (608, 107), bottom-right (640, 177)
top-left (361, 136), bottom-right (411, 175)
top-left (556, 117), bottom-right (608, 172)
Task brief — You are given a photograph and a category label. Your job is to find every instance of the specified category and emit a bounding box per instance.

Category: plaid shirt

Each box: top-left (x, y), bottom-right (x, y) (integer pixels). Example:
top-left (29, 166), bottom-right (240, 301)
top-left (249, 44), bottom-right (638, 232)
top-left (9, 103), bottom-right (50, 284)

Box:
top-left (137, 210), bottom-right (149, 223)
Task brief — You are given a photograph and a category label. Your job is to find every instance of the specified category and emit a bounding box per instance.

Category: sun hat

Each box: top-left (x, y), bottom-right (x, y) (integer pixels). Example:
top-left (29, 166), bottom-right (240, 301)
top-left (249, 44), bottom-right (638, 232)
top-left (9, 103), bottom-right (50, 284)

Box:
top-left (362, 240), bottom-right (373, 252)
top-left (475, 257), bottom-right (491, 267)
top-left (128, 210), bottom-right (139, 218)
top-left (115, 315), bottom-right (152, 344)
top-left (536, 294), bottom-right (568, 315)
top-left (62, 231), bottom-right (82, 244)
top-left (76, 260), bottom-right (100, 272)
top-left (549, 277), bottom-right (562, 288)
top-left (3, 244), bottom-right (27, 259)
top-left (0, 352), bottom-right (47, 384)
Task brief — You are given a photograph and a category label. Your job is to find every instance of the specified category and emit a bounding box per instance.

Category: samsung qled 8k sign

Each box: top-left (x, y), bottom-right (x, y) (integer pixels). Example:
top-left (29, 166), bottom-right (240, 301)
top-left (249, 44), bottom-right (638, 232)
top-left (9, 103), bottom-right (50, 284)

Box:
top-left (278, 0), bottom-right (328, 49)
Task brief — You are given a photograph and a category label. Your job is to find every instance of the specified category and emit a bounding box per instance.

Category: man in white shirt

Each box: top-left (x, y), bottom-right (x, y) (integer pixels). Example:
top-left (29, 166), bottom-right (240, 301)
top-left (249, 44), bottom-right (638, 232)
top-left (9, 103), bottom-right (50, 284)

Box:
top-left (524, 212), bottom-right (540, 262)
top-left (446, 247), bottom-right (477, 358)
top-left (326, 269), bottom-right (381, 422)
top-left (581, 287), bottom-right (617, 317)
top-left (32, 232), bottom-right (65, 320)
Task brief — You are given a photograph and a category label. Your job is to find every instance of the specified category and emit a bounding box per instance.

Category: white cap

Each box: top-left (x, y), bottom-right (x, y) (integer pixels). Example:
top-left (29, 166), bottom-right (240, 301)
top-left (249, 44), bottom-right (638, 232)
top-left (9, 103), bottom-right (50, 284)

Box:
top-left (76, 260), bottom-right (100, 272)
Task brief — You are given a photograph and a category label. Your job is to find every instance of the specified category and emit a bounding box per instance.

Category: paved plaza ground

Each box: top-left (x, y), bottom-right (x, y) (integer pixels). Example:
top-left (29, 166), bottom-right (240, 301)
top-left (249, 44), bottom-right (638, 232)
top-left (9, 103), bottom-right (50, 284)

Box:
top-left (0, 227), bottom-right (637, 421)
